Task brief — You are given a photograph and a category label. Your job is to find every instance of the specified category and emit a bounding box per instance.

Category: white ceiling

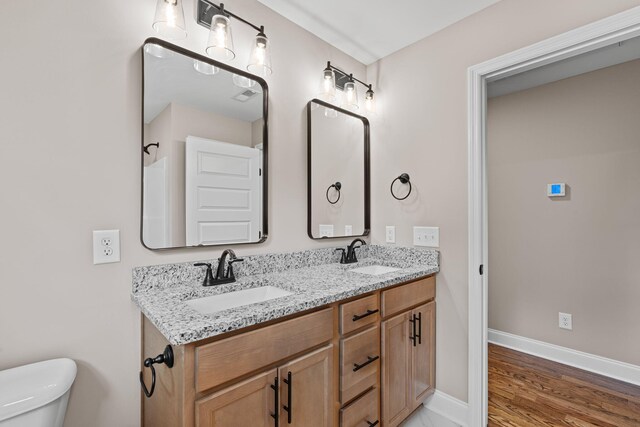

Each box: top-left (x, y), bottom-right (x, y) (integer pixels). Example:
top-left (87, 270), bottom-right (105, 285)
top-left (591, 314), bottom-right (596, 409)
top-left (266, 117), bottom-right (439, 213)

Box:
top-left (144, 45), bottom-right (263, 124)
top-left (488, 36), bottom-right (640, 98)
top-left (257, 0), bottom-right (502, 65)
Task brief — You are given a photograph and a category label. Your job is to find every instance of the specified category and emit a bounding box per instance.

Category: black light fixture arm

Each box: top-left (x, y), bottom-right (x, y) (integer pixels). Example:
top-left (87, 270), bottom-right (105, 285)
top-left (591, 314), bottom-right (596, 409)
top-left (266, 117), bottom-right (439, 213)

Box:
top-left (201, 0), bottom-right (265, 33)
top-left (326, 61), bottom-right (372, 91)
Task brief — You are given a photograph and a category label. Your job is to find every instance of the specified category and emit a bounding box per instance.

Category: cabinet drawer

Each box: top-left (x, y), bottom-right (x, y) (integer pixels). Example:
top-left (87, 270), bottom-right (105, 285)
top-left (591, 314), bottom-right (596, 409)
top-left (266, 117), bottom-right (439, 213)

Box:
top-left (195, 308), bottom-right (333, 393)
top-left (340, 387), bottom-right (380, 427)
top-left (341, 325), bottom-right (379, 404)
top-left (340, 295), bottom-right (379, 336)
top-left (381, 276), bottom-right (435, 318)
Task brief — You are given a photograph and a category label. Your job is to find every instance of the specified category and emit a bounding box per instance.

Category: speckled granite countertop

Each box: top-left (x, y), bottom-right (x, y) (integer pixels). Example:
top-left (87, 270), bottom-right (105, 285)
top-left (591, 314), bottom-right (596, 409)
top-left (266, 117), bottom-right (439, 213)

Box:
top-left (132, 245), bottom-right (439, 345)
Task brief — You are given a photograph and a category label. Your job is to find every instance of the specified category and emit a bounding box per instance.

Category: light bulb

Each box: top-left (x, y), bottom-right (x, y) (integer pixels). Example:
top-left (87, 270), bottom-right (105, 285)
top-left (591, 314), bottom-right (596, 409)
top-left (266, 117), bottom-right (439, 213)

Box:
top-left (365, 88), bottom-right (376, 113)
top-left (206, 14), bottom-right (235, 60)
top-left (319, 65), bottom-right (336, 102)
top-left (152, 0), bottom-right (187, 40)
top-left (344, 80), bottom-right (359, 110)
top-left (247, 30), bottom-right (272, 78)
top-left (193, 60), bottom-right (219, 75)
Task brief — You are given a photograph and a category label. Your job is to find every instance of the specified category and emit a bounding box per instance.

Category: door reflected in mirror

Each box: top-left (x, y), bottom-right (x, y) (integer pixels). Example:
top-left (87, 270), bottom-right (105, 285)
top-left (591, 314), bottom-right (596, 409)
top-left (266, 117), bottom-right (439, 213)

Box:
top-left (142, 39), bottom-right (268, 250)
top-left (307, 99), bottom-right (370, 239)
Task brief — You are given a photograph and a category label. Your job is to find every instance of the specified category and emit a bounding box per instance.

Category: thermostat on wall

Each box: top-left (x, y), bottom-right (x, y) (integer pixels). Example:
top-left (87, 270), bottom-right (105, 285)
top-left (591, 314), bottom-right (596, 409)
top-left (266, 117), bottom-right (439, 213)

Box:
top-left (547, 183), bottom-right (566, 197)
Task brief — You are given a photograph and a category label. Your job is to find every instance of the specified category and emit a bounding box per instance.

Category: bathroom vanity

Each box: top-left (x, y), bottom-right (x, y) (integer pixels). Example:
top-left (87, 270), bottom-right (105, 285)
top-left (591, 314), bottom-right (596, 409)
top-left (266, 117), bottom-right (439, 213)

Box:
top-left (134, 246), bottom-right (438, 427)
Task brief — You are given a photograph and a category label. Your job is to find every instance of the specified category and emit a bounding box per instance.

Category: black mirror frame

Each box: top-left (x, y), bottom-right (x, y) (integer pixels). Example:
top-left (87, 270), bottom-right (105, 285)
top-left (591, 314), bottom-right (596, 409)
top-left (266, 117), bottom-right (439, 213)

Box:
top-left (307, 98), bottom-right (370, 240)
top-left (140, 37), bottom-right (269, 250)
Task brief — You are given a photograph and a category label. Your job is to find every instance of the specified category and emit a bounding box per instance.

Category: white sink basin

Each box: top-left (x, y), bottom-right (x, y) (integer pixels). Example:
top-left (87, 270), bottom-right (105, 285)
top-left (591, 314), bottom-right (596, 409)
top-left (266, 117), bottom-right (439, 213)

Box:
top-left (349, 265), bottom-right (400, 276)
top-left (186, 286), bottom-right (293, 315)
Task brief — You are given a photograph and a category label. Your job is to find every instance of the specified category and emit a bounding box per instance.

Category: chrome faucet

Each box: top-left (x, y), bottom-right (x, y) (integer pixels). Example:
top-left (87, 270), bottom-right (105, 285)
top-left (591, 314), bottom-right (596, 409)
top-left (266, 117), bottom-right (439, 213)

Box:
top-left (194, 249), bottom-right (244, 286)
top-left (336, 238), bottom-right (366, 264)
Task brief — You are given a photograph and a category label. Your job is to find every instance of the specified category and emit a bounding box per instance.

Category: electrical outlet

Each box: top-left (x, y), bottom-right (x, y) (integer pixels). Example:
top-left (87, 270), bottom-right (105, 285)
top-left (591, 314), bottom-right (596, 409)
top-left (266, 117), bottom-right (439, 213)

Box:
top-left (386, 226), bottom-right (396, 243)
top-left (559, 312), bottom-right (572, 330)
top-left (413, 226), bottom-right (439, 247)
top-left (93, 230), bottom-right (120, 264)
top-left (344, 225), bottom-right (353, 236)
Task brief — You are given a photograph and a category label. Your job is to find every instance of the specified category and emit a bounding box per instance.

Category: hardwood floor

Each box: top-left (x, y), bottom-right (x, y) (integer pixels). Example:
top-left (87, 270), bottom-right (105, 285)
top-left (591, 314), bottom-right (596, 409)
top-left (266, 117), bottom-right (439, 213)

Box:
top-left (488, 343), bottom-right (640, 427)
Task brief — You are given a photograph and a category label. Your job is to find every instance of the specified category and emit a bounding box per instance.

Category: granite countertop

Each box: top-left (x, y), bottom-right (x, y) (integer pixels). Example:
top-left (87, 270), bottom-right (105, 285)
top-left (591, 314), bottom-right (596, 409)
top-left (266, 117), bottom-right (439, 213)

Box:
top-left (132, 245), bottom-right (439, 346)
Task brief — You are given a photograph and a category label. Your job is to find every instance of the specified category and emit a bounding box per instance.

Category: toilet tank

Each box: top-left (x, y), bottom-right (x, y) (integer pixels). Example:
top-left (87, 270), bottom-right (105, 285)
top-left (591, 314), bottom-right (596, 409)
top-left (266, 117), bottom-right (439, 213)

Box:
top-left (0, 358), bottom-right (77, 427)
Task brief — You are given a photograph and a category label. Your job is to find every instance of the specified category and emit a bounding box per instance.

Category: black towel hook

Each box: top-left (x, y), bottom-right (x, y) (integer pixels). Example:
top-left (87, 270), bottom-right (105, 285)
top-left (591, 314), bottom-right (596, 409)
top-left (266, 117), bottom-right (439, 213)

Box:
top-left (143, 142), bottom-right (160, 154)
top-left (391, 173), bottom-right (412, 200)
top-left (139, 345), bottom-right (174, 398)
top-left (326, 182), bottom-right (342, 204)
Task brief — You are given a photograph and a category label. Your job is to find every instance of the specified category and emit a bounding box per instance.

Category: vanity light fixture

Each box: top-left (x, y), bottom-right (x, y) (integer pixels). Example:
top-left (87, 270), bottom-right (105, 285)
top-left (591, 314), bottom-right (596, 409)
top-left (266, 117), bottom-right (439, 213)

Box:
top-left (197, 1), bottom-right (272, 76)
top-left (152, 0), bottom-right (187, 40)
top-left (320, 62), bottom-right (376, 113)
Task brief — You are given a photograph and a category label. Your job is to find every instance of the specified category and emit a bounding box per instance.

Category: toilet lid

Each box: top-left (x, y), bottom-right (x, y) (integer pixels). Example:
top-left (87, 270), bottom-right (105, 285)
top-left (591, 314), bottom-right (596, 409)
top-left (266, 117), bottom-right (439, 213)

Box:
top-left (0, 358), bottom-right (77, 422)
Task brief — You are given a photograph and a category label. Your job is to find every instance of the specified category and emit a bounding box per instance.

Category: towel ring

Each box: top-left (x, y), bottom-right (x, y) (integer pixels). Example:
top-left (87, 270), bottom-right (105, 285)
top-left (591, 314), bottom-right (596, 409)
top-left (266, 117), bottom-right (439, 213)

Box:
top-left (326, 182), bottom-right (342, 204)
top-left (391, 173), bottom-right (412, 200)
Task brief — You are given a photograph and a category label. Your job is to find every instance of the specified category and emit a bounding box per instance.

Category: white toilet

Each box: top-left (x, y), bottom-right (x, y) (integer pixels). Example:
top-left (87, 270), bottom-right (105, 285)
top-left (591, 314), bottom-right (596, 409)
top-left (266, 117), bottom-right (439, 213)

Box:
top-left (0, 358), bottom-right (77, 427)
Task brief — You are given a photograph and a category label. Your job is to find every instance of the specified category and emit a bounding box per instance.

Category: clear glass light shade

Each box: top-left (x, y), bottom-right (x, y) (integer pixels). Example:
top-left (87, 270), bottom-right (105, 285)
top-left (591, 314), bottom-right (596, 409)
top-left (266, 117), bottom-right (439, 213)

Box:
top-left (193, 60), bottom-right (219, 75)
top-left (232, 74), bottom-right (256, 88)
top-left (319, 68), bottom-right (336, 102)
top-left (152, 0), bottom-right (187, 40)
top-left (206, 15), bottom-right (235, 60)
top-left (343, 81), bottom-right (359, 110)
top-left (324, 107), bottom-right (338, 118)
top-left (365, 89), bottom-right (376, 113)
top-left (144, 43), bottom-right (169, 59)
top-left (247, 33), bottom-right (272, 78)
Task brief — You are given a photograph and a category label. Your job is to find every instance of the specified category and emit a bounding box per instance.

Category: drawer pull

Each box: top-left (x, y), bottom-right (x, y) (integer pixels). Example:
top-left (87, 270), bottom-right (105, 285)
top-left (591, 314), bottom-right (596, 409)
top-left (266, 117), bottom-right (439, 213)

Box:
top-left (352, 309), bottom-right (379, 322)
top-left (269, 376), bottom-right (279, 425)
top-left (283, 371), bottom-right (292, 424)
top-left (366, 421), bottom-right (380, 427)
top-left (353, 355), bottom-right (380, 372)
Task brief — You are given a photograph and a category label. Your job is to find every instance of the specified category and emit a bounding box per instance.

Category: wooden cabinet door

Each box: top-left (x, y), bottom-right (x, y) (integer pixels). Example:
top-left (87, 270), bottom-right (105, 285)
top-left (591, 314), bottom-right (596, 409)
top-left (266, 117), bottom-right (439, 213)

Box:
top-left (411, 302), bottom-right (436, 409)
top-left (278, 345), bottom-right (333, 427)
top-left (195, 369), bottom-right (278, 427)
top-left (382, 311), bottom-right (412, 427)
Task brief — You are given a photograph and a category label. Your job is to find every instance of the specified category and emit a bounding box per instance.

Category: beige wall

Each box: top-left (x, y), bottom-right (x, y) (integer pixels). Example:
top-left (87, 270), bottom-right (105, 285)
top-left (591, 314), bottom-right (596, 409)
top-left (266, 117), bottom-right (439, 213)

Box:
top-left (366, 0), bottom-right (640, 401)
top-left (0, 1), bottom-right (364, 426)
top-left (487, 59), bottom-right (640, 365)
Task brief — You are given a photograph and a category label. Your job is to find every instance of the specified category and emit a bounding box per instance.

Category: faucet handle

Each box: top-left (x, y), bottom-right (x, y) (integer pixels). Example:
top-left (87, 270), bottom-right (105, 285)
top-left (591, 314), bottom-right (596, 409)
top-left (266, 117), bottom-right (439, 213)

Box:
top-left (227, 258), bottom-right (244, 278)
top-left (194, 263), bottom-right (216, 287)
top-left (335, 248), bottom-right (346, 264)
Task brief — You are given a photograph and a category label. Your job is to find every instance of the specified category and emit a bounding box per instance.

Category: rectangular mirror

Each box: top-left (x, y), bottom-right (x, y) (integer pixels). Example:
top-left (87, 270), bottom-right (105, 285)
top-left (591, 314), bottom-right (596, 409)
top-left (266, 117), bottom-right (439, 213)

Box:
top-left (142, 39), bottom-right (268, 250)
top-left (307, 99), bottom-right (370, 239)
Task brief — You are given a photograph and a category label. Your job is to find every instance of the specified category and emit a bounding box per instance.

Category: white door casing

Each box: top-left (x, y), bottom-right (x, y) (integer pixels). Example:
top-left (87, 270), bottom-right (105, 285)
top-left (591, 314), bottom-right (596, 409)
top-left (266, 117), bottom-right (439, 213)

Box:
top-left (467, 6), bottom-right (640, 427)
top-left (185, 136), bottom-right (261, 246)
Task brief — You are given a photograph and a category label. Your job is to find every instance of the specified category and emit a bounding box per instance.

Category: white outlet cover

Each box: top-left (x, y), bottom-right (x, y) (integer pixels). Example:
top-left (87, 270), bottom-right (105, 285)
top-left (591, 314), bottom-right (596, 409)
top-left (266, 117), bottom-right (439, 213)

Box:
top-left (318, 224), bottom-right (334, 238)
top-left (344, 225), bottom-right (353, 236)
top-left (386, 226), bottom-right (396, 244)
top-left (413, 226), bottom-right (439, 247)
top-left (93, 230), bottom-right (121, 264)
top-left (559, 312), bottom-right (573, 330)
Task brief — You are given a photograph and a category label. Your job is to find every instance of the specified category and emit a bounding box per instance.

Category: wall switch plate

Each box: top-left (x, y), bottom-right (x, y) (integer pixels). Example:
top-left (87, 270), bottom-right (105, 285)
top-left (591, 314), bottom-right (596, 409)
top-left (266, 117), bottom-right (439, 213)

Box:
top-left (93, 230), bottom-right (120, 264)
top-left (559, 312), bottom-right (572, 330)
top-left (344, 225), bottom-right (353, 236)
top-left (414, 226), bottom-right (439, 247)
top-left (386, 226), bottom-right (396, 243)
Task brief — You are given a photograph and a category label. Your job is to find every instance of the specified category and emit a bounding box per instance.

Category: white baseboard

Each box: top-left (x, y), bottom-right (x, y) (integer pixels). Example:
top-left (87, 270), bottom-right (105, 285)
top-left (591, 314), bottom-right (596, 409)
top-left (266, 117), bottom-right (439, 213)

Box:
top-left (423, 390), bottom-right (469, 427)
top-left (489, 329), bottom-right (640, 386)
